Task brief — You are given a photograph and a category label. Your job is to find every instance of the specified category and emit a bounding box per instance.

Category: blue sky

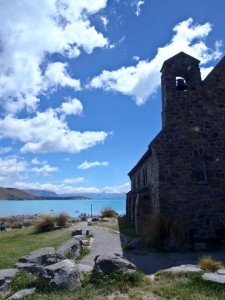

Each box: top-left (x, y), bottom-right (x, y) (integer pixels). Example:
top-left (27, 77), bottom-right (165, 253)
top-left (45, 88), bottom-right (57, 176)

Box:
top-left (0, 0), bottom-right (224, 195)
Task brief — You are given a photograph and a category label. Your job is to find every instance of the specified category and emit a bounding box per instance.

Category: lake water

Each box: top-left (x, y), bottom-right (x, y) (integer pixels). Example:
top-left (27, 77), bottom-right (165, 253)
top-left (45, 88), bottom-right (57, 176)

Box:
top-left (0, 199), bottom-right (126, 217)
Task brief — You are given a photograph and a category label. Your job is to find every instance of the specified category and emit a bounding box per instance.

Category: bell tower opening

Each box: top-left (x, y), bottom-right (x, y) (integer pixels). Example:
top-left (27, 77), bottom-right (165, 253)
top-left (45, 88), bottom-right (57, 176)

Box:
top-left (176, 76), bottom-right (187, 91)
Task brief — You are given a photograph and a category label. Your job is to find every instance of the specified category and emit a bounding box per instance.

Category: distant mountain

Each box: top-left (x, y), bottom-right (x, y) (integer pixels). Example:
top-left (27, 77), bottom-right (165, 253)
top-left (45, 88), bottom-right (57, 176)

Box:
top-left (0, 187), bottom-right (39, 200)
top-left (24, 189), bottom-right (126, 200)
top-left (25, 189), bottom-right (58, 197)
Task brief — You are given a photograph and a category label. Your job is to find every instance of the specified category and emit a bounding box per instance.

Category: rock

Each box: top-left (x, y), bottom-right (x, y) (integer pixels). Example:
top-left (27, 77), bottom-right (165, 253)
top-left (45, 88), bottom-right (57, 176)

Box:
top-left (217, 269), bottom-right (225, 275)
top-left (193, 242), bottom-right (208, 251)
top-left (161, 264), bottom-right (202, 273)
top-left (71, 229), bottom-right (82, 236)
top-left (93, 254), bottom-right (136, 274)
top-left (203, 272), bottom-right (225, 284)
top-left (125, 238), bottom-right (143, 250)
top-left (7, 288), bottom-right (36, 299)
top-left (91, 217), bottom-right (100, 222)
top-left (77, 263), bottom-right (93, 273)
top-left (39, 259), bottom-right (81, 290)
top-left (16, 247), bottom-right (61, 273)
top-left (0, 269), bottom-right (18, 293)
top-left (56, 239), bottom-right (80, 258)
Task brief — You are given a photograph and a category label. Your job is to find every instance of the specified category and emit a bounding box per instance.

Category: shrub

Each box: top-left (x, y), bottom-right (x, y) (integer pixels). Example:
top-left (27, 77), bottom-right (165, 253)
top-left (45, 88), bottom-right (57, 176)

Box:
top-left (100, 206), bottom-right (117, 218)
top-left (34, 214), bottom-right (55, 233)
top-left (199, 256), bottom-right (224, 272)
top-left (141, 213), bottom-right (189, 249)
top-left (55, 212), bottom-right (69, 227)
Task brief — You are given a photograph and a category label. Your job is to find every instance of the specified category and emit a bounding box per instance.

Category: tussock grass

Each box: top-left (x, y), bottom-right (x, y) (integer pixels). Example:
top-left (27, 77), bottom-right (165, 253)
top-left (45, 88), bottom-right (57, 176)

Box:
top-left (55, 212), bottom-right (69, 227)
top-left (100, 206), bottom-right (117, 218)
top-left (141, 213), bottom-right (189, 249)
top-left (34, 214), bottom-right (55, 233)
top-left (199, 256), bottom-right (224, 272)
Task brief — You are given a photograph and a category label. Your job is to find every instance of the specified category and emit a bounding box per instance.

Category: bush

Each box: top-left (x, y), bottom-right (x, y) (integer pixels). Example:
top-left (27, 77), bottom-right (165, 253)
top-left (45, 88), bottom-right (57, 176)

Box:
top-left (141, 213), bottom-right (189, 249)
top-left (100, 207), bottom-right (117, 218)
top-left (55, 212), bottom-right (69, 227)
top-left (34, 214), bottom-right (55, 233)
top-left (199, 256), bottom-right (224, 272)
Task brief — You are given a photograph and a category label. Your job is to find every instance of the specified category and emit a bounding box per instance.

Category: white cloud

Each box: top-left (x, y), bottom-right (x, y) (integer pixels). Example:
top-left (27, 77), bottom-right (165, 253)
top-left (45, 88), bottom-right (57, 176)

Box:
top-left (0, 0), bottom-right (108, 114)
top-left (63, 177), bottom-right (86, 184)
top-left (132, 0), bottom-right (145, 16)
top-left (32, 164), bottom-right (59, 175)
top-left (0, 110), bottom-right (108, 154)
top-left (31, 158), bottom-right (47, 165)
top-left (89, 18), bottom-right (222, 105)
top-left (77, 160), bottom-right (109, 169)
top-left (56, 98), bottom-right (83, 116)
top-left (0, 147), bottom-right (12, 154)
top-left (0, 157), bottom-right (27, 175)
top-left (14, 181), bottom-right (130, 194)
top-left (133, 56), bottom-right (140, 61)
top-left (101, 16), bottom-right (108, 30)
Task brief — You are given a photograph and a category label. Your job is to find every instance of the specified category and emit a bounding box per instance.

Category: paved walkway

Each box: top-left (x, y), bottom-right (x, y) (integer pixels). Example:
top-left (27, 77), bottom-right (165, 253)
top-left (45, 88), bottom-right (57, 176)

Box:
top-left (74, 222), bottom-right (225, 275)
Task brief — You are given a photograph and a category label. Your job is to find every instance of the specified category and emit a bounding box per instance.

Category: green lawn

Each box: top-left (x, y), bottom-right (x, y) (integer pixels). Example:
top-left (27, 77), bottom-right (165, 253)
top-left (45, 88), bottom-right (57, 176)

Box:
top-left (0, 226), bottom-right (71, 269)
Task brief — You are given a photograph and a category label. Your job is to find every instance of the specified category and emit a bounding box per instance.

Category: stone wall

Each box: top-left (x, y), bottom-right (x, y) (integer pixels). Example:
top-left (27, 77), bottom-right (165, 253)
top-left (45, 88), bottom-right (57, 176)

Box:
top-left (127, 52), bottom-right (225, 239)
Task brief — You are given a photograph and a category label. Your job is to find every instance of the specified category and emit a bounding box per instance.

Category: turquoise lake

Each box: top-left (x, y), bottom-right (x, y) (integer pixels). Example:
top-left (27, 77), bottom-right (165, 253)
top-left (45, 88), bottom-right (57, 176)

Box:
top-left (0, 199), bottom-right (126, 217)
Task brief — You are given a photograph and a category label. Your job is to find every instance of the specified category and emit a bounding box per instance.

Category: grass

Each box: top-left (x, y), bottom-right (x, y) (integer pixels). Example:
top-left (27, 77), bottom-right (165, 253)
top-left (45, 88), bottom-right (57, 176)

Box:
top-left (0, 226), bottom-right (71, 269)
top-left (199, 256), bottom-right (224, 272)
top-left (8, 269), bottom-right (225, 299)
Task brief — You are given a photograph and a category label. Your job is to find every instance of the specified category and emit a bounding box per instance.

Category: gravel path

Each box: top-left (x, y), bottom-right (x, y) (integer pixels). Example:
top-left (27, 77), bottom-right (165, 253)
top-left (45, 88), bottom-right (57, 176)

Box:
top-left (73, 222), bottom-right (123, 268)
top-left (74, 222), bottom-right (225, 275)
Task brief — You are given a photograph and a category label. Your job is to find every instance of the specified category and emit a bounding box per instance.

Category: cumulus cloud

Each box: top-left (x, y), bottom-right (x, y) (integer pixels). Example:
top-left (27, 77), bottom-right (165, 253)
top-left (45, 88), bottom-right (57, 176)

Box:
top-left (0, 0), bottom-right (108, 114)
top-left (14, 181), bottom-right (130, 194)
top-left (0, 157), bottom-right (28, 175)
top-left (32, 164), bottom-right (59, 175)
top-left (63, 177), bottom-right (86, 184)
top-left (89, 18), bottom-right (222, 105)
top-left (101, 16), bottom-right (108, 30)
top-left (0, 110), bottom-right (108, 154)
top-left (56, 98), bottom-right (83, 116)
top-left (77, 160), bottom-right (109, 169)
top-left (0, 147), bottom-right (12, 154)
top-left (31, 158), bottom-right (47, 165)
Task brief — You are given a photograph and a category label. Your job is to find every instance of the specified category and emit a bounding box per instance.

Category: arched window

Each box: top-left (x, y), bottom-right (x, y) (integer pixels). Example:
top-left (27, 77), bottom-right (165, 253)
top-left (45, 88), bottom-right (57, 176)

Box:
top-left (195, 157), bottom-right (207, 183)
top-left (176, 76), bottom-right (187, 91)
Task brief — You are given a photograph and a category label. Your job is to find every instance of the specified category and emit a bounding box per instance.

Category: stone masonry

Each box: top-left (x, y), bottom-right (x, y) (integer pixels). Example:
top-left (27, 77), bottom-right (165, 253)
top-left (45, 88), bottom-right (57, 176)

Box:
top-left (126, 51), bottom-right (225, 239)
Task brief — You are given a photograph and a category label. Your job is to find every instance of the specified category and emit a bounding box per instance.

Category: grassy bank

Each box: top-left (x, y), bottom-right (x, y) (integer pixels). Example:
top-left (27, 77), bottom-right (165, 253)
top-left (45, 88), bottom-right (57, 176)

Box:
top-left (0, 226), bottom-right (71, 269)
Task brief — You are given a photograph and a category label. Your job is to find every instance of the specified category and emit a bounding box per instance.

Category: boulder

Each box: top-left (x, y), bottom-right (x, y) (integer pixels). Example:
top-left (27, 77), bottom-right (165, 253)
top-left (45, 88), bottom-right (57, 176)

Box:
top-left (71, 229), bottom-right (82, 236)
top-left (7, 288), bottom-right (36, 299)
top-left (39, 259), bottom-right (81, 290)
top-left (56, 239), bottom-right (80, 258)
top-left (160, 264), bottom-right (202, 274)
top-left (91, 217), bottom-right (100, 222)
top-left (0, 269), bottom-right (18, 293)
top-left (77, 263), bottom-right (93, 273)
top-left (203, 272), bottom-right (225, 284)
top-left (16, 247), bottom-right (61, 273)
top-left (93, 254), bottom-right (136, 274)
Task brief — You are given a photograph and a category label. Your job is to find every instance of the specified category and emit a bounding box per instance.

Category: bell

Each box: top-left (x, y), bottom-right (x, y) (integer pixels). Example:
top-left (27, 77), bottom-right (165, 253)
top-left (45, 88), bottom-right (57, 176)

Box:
top-left (176, 78), bottom-right (187, 91)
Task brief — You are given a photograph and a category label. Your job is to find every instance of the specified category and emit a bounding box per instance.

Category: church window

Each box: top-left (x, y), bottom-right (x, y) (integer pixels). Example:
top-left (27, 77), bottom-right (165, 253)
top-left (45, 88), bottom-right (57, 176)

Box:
top-left (176, 76), bottom-right (187, 91)
top-left (195, 157), bottom-right (207, 183)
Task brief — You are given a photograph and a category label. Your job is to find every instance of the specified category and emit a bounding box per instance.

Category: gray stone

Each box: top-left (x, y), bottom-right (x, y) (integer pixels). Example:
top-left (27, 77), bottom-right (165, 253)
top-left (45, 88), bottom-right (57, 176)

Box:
top-left (203, 272), bottom-right (225, 284)
top-left (161, 264), bottom-right (202, 273)
top-left (56, 239), bottom-right (80, 258)
top-left (7, 288), bottom-right (36, 299)
top-left (0, 269), bottom-right (18, 292)
top-left (16, 247), bottom-right (61, 273)
top-left (217, 269), bottom-right (225, 275)
top-left (126, 238), bottom-right (143, 250)
top-left (93, 254), bottom-right (136, 274)
top-left (76, 263), bottom-right (93, 273)
top-left (39, 259), bottom-right (81, 290)
top-left (72, 229), bottom-right (82, 236)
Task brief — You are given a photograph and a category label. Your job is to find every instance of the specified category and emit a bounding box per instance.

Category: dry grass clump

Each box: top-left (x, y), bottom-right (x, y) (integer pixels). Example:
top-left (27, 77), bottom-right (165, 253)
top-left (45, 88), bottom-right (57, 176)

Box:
top-left (34, 214), bottom-right (55, 233)
top-left (100, 206), bottom-right (117, 218)
top-left (55, 212), bottom-right (69, 227)
top-left (141, 213), bottom-right (188, 249)
top-left (199, 256), bottom-right (224, 272)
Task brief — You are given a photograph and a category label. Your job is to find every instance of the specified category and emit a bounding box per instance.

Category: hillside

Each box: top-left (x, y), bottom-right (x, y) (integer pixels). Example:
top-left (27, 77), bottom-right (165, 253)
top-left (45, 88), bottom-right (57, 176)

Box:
top-left (0, 187), bottom-right (39, 200)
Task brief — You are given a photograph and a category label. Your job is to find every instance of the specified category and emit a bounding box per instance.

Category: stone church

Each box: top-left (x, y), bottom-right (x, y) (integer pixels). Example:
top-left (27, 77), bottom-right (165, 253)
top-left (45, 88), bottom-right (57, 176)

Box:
top-left (126, 51), bottom-right (225, 239)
